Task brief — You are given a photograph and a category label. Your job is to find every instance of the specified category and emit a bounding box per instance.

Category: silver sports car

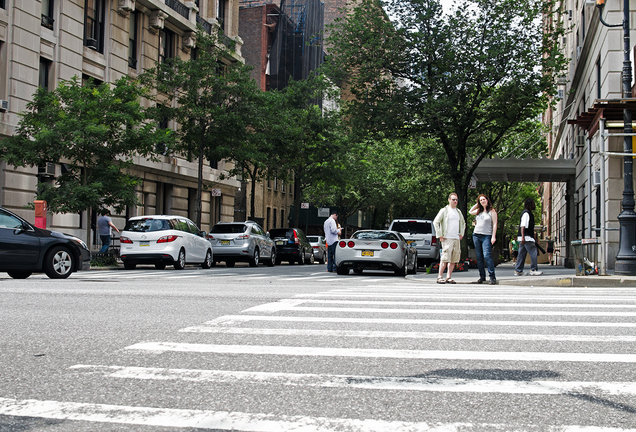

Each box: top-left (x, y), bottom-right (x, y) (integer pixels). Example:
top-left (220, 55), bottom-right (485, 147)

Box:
top-left (335, 230), bottom-right (417, 276)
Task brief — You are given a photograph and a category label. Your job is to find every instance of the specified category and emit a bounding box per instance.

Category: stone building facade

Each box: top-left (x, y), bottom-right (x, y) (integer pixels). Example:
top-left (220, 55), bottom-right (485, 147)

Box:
top-left (0, 0), bottom-right (244, 246)
top-left (543, 0), bottom-right (636, 271)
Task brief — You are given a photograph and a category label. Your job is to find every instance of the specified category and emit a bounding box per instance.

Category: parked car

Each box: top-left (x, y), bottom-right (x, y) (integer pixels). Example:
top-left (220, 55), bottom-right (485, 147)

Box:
top-left (335, 230), bottom-right (417, 276)
top-left (268, 228), bottom-right (314, 265)
top-left (0, 206), bottom-right (91, 279)
top-left (119, 215), bottom-right (213, 270)
top-left (388, 218), bottom-right (439, 268)
top-left (208, 221), bottom-right (276, 267)
top-left (306, 235), bottom-right (327, 264)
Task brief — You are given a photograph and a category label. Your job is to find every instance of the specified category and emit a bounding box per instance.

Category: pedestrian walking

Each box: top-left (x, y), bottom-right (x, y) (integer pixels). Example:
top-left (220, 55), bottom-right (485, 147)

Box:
top-left (547, 237), bottom-right (555, 265)
top-left (469, 194), bottom-right (497, 285)
top-left (323, 212), bottom-right (341, 273)
top-left (433, 193), bottom-right (465, 284)
top-left (97, 210), bottom-right (120, 253)
top-left (514, 198), bottom-right (543, 276)
top-left (511, 238), bottom-right (519, 263)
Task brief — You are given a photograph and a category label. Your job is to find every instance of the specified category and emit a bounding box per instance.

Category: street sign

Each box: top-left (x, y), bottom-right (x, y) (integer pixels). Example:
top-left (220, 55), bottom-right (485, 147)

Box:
top-left (211, 188), bottom-right (221, 196)
top-left (301, 203), bottom-right (309, 209)
top-left (318, 208), bottom-right (330, 217)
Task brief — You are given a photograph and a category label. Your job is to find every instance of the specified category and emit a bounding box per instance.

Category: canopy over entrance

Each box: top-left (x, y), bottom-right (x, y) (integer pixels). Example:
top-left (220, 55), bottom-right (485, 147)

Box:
top-left (472, 157), bottom-right (575, 183)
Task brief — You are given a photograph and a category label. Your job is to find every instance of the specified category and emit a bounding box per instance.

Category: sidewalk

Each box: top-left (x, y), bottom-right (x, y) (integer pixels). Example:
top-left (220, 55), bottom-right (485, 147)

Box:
top-left (413, 261), bottom-right (636, 287)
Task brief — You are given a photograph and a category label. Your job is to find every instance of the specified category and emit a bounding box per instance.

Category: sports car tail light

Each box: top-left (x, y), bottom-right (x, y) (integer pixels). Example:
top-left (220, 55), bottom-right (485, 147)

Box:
top-left (294, 230), bottom-right (299, 244)
top-left (339, 241), bottom-right (346, 247)
top-left (431, 236), bottom-right (437, 246)
top-left (157, 235), bottom-right (179, 243)
top-left (390, 242), bottom-right (398, 249)
top-left (312, 246), bottom-right (319, 249)
top-left (236, 234), bottom-right (250, 240)
top-left (208, 234), bottom-right (215, 240)
top-left (120, 236), bottom-right (133, 244)
top-left (347, 241), bottom-right (355, 248)
top-left (381, 242), bottom-right (389, 249)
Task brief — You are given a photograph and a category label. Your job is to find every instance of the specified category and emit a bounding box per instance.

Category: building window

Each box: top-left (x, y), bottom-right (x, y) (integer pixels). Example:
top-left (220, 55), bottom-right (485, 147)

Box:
top-left (595, 187), bottom-right (601, 237)
top-left (0, 0), bottom-right (5, 9)
top-left (159, 29), bottom-right (175, 63)
top-left (42, 0), bottom-right (54, 29)
top-left (280, 210), bottom-right (284, 228)
top-left (39, 58), bottom-right (51, 89)
top-left (217, 0), bottom-right (227, 32)
top-left (273, 209), bottom-right (277, 228)
top-left (274, 177), bottom-right (278, 191)
top-left (266, 207), bottom-right (271, 231)
top-left (128, 12), bottom-right (138, 69)
top-left (84, 0), bottom-right (105, 52)
top-left (596, 57), bottom-right (602, 99)
top-left (210, 160), bottom-right (218, 169)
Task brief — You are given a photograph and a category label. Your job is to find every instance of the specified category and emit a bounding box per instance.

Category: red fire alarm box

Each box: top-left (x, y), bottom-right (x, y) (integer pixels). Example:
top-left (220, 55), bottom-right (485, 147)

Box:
top-left (34, 200), bottom-right (47, 229)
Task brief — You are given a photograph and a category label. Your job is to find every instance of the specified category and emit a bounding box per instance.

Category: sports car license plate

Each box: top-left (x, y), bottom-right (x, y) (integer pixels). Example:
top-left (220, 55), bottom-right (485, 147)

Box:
top-left (276, 240), bottom-right (285, 246)
top-left (139, 241), bottom-right (149, 247)
top-left (361, 251), bottom-right (374, 257)
top-left (221, 240), bottom-right (230, 245)
top-left (406, 240), bottom-right (415, 245)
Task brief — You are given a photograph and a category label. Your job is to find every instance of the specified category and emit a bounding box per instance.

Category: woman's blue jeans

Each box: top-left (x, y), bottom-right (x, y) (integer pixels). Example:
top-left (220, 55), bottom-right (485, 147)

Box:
top-left (473, 233), bottom-right (495, 280)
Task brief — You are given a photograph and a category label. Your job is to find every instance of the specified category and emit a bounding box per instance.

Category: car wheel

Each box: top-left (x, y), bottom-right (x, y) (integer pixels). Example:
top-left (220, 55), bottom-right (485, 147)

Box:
top-left (202, 250), bottom-right (213, 269)
top-left (298, 251), bottom-right (305, 265)
top-left (155, 263), bottom-right (166, 270)
top-left (43, 246), bottom-right (74, 279)
top-left (308, 252), bottom-right (315, 265)
top-left (408, 254), bottom-right (418, 275)
top-left (7, 270), bottom-right (32, 279)
top-left (124, 262), bottom-right (136, 270)
top-left (226, 260), bottom-right (235, 268)
top-left (267, 249), bottom-right (276, 267)
top-left (395, 256), bottom-right (407, 277)
top-left (249, 249), bottom-right (260, 267)
top-left (318, 252), bottom-right (325, 264)
top-left (174, 249), bottom-right (186, 270)
top-left (336, 265), bottom-right (349, 275)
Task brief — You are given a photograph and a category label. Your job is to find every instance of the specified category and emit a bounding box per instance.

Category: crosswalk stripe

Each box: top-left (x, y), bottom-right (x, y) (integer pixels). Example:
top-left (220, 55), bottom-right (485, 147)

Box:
top-left (298, 292), bottom-right (636, 302)
top-left (179, 325), bottom-right (636, 342)
top-left (69, 365), bottom-right (636, 396)
top-left (243, 301), bottom-right (636, 317)
top-left (1, 397), bottom-right (626, 432)
top-left (206, 314), bottom-right (636, 328)
top-left (125, 342), bottom-right (636, 363)
top-left (287, 299), bottom-right (636, 309)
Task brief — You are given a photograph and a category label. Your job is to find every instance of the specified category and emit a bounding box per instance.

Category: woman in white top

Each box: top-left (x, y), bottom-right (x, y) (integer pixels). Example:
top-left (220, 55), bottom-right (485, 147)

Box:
top-left (469, 194), bottom-right (498, 284)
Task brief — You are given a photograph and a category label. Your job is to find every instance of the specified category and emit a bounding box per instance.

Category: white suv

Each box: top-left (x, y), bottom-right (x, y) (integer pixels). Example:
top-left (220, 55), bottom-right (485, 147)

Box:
top-left (119, 215), bottom-right (213, 270)
top-left (388, 219), bottom-right (439, 268)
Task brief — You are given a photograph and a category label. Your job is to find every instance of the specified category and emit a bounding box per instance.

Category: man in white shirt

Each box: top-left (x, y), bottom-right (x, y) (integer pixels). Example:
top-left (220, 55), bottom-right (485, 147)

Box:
top-left (323, 212), bottom-right (341, 272)
top-left (514, 198), bottom-right (543, 276)
top-left (433, 193), bottom-right (465, 284)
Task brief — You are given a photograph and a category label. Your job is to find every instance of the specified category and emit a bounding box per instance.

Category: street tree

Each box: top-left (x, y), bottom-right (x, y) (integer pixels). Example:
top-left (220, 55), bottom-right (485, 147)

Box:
top-left (140, 30), bottom-right (261, 227)
top-left (0, 76), bottom-right (170, 245)
top-left (326, 0), bottom-right (567, 221)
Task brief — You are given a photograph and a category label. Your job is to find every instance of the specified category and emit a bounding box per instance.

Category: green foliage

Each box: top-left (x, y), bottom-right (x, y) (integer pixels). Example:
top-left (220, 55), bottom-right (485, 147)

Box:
top-left (326, 0), bottom-right (567, 219)
top-left (0, 76), bottom-right (168, 216)
top-left (140, 29), bottom-right (262, 227)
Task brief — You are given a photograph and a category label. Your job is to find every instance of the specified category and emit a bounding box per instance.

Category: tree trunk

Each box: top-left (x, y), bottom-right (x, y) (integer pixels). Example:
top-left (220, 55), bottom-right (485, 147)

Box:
top-left (250, 165), bottom-right (258, 220)
top-left (195, 142), bottom-right (204, 227)
top-left (293, 170), bottom-right (301, 227)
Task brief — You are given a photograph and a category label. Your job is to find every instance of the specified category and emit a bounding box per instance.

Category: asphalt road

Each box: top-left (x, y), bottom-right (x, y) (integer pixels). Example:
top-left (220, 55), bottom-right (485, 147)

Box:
top-left (1, 262), bottom-right (636, 431)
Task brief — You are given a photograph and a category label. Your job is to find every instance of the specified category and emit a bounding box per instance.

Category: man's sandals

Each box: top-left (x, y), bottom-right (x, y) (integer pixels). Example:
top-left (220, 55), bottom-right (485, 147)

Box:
top-left (445, 277), bottom-right (456, 284)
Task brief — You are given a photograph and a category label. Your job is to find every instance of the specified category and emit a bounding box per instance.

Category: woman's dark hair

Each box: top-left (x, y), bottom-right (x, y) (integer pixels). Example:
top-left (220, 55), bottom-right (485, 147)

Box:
top-left (476, 194), bottom-right (492, 214)
top-left (524, 198), bottom-right (535, 210)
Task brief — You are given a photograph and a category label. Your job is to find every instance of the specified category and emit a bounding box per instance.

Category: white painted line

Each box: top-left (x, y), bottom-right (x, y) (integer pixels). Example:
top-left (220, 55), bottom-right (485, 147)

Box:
top-left (206, 314), bottom-right (636, 328)
top-left (280, 276), bottom-right (335, 281)
top-left (2, 396), bottom-right (626, 432)
top-left (298, 293), bottom-right (636, 302)
top-left (70, 364), bottom-right (636, 396)
top-left (125, 342), bottom-right (636, 363)
top-left (178, 326), bottom-right (636, 342)
top-left (291, 299), bottom-right (636, 309)
top-left (166, 275), bottom-right (201, 279)
top-left (246, 302), bottom-right (636, 317)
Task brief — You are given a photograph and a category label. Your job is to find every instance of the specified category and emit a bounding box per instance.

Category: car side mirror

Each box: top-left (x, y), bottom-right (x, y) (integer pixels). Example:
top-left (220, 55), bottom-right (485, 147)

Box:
top-left (266, 233), bottom-right (270, 238)
top-left (201, 231), bottom-right (207, 238)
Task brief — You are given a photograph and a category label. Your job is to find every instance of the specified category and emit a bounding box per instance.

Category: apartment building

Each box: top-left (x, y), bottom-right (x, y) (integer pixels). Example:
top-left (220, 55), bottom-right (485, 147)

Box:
top-left (543, 0), bottom-right (635, 271)
top-left (0, 0), bottom-right (244, 245)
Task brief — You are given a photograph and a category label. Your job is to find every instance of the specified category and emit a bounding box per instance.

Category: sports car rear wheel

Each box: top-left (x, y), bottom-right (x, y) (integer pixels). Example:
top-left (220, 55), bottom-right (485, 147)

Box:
top-left (336, 266), bottom-right (349, 275)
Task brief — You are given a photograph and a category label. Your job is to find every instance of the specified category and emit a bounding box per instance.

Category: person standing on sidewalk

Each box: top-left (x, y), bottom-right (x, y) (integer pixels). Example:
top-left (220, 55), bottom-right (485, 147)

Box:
top-left (433, 193), bottom-right (465, 284)
top-left (97, 210), bottom-right (120, 253)
top-left (514, 198), bottom-right (543, 276)
top-left (323, 212), bottom-right (341, 273)
top-left (469, 194), bottom-right (497, 285)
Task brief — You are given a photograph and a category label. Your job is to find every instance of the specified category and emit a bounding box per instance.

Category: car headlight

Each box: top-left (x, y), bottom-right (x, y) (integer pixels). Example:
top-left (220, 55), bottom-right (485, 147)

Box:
top-left (71, 237), bottom-right (89, 250)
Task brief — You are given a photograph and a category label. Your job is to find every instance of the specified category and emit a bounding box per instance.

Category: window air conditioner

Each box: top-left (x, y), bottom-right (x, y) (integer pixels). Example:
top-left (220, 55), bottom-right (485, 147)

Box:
top-left (86, 38), bottom-right (98, 50)
top-left (38, 162), bottom-right (56, 177)
top-left (592, 171), bottom-right (601, 187)
top-left (576, 135), bottom-right (586, 147)
top-left (0, 99), bottom-right (7, 111)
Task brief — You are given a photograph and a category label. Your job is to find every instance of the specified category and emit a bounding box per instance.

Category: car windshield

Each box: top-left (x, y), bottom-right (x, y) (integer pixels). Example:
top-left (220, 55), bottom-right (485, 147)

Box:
top-left (269, 229), bottom-right (294, 240)
top-left (211, 224), bottom-right (247, 234)
top-left (307, 236), bottom-right (319, 242)
top-left (125, 218), bottom-right (171, 232)
top-left (391, 221), bottom-right (432, 234)
top-left (353, 231), bottom-right (399, 241)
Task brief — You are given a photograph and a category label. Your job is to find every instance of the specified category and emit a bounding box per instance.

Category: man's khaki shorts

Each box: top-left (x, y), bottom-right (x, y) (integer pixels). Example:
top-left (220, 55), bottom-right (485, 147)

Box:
top-left (440, 238), bottom-right (461, 263)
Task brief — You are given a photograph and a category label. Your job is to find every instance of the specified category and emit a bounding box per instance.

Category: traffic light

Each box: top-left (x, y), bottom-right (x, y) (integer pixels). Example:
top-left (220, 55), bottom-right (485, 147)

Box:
top-left (596, 0), bottom-right (606, 6)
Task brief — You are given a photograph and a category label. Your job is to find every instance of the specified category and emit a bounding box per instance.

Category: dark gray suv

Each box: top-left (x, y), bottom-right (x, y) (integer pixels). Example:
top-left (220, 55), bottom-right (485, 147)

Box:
top-left (208, 221), bottom-right (276, 267)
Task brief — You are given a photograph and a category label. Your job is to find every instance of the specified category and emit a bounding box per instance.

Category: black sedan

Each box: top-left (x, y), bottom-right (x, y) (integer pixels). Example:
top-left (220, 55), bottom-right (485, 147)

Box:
top-left (0, 206), bottom-right (91, 279)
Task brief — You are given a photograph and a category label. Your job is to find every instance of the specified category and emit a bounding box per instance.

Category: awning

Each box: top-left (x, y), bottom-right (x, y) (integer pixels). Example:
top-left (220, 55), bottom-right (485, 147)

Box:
top-left (472, 157), bottom-right (575, 183)
top-left (568, 98), bottom-right (636, 135)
